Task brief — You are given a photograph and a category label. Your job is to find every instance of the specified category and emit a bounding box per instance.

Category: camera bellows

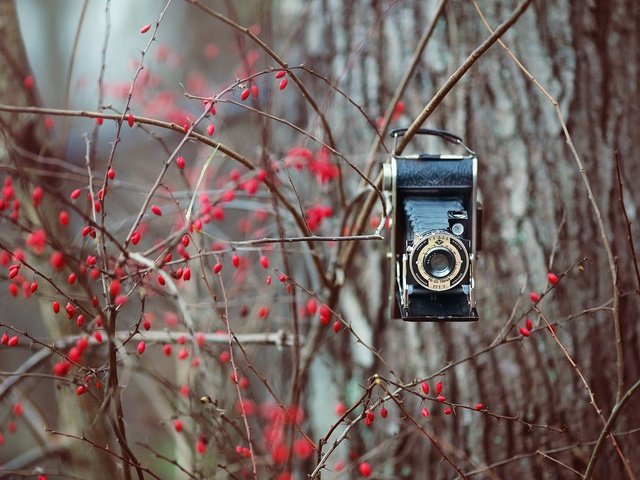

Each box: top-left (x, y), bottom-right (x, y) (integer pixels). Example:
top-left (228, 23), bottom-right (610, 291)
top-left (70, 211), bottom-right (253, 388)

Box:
top-left (404, 197), bottom-right (465, 237)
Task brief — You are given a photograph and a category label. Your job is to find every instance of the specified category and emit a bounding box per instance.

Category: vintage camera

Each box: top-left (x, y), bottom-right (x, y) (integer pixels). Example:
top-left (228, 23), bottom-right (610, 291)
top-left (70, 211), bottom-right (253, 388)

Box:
top-left (383, 128), bottom-right (480, 321)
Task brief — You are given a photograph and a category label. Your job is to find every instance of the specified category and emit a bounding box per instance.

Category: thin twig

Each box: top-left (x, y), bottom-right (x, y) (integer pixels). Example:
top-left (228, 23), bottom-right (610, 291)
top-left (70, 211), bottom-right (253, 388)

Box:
top-left (583, 377), bottom-right (640, 479)
top-left (45, 428), bottom-right (162, 480)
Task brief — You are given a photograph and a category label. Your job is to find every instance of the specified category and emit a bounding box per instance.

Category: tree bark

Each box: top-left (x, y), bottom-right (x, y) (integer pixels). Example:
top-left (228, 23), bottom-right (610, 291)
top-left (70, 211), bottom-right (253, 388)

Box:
top-left (288, 0), bottom-right (640, 477)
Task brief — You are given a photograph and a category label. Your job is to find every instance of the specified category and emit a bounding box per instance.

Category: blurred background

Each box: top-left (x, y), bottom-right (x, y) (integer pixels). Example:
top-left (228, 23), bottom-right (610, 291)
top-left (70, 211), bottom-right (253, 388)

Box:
top-left (1, 0), bottom-right (639, 478)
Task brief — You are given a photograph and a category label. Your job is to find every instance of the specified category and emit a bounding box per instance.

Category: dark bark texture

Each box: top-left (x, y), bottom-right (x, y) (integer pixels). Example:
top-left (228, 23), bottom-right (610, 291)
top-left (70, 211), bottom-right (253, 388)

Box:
top-left (1, 0), bottom-right (639, 478)
top-left (289, 0), bottom-right (640, 477)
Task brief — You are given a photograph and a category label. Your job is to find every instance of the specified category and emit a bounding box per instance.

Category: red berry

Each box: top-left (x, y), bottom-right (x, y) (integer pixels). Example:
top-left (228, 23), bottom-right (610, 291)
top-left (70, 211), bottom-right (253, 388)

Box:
top-left (107, 167), bottom-right (115, 180)
top-left (421, 407), bottom-right (430, 417)
top-left (96, 117), bottom-right (103, 125)
top-left (24, 75), bottom-right (34, 89)
top-left (76, 385), bottom-right (87, 395)
top-left (179, 268), bottom-right (189, 281)
top-left (196, 438), bottom-right (207, 454)
top-left (151, 205), bottom-right (162, 216)
top-left (213, 263), bottom-right (222, 274)
top-left (380, 407), bottom-right (388, 418)
top-left (207, 123), bottom-right (215, 136)
top-left (32, 186), bottom-right (43, 207)
top-left (70, 188), bottom-right (81, 200)
top-left (319, 305), bottom-right (331, 325)
top-left (221, 189), bottom-right (235, 202)
top-left (173, 419), bottom-right (184, 432)
top-left (444, 407), bottom-right (453, 415)
top-left (241, 88), bottom-right (250, 101)
top-left (279, 78), bottom-right (288, 90)
top-left (140, 24), bottom-right (151, 34)
top-left (59, 210), bottom-right (69, 226)
top-left (131, 231), bottom-right (141, 245)
top-left (436, 395), bottom-right (446, 403)
top-left (232, 254), bottom-right (240, 268)
top-left (163, 344), bottom-right (172, 356)
top-left (219, 350), bottom-right (231, 363)
top-left (8, 264), bottom-right (20, 279)
top-left (548, 272), bottom-right (559, 284)
top-left (275, 70), bottom-right (286, 79)
top-left (335, 402), bottom-right (346, 416)
top-left (52, 301), bottom-right (60, 313)
top-left (251, 84), bottom-right (259, 98)
top-left (435, 381), bottom-right (443, 394)
top-left (127, 113), bottom-right (134, 127)
top-left (266, 274), bottom-right (272, 285)
top-left (421, 381), bottom-right (430, 395)
top-left (109, 280), bottom-right (121, 298)
top-left (137, 341), bottom-right (146, 355)
top-left (52, 361), bottom-right (70, 376)
top-left (530, 291), bottom-right (541, 303)
top-left (7, 336), bottom-right (18, 347)
top-left (260, 255), bottom-right (269, 269)
top-left (525, 318), bottom-right (533, 330)
top-left (358, 462), bottom-right (372, 477)
top-left (94, 331), bottom-right (103, 343)
top-left (30, 281), bottom-right (38, 293)
top-left (211, 205), bottom-right (224, 220)
top-left (178, 348), bottom-right (189, 360)
top-left (68, 346), bottom-right (82, 363)
top-left (519, 327), bottom-right (531, 337)
top-left (258, 306), bottom-right (269, 319)
top-left (474, 403), bottom-right (484, 411)
top-left (67, 272), bottom-right (76, 284)
top-left (332, 320), bottom-right (341, 333)
top-left (176, 156), bottom-right (186, 169)
top-left (306, 298), bottom-right (318, 316)
top-left (65, 303), bottom-right (76, 319)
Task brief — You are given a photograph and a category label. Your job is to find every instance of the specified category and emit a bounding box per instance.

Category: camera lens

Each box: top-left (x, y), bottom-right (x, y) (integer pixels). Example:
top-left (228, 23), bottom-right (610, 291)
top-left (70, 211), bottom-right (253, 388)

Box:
top-left (424, 248), bottom-right (455, 278)
top-left (409, 230), bottom-right (469, 291)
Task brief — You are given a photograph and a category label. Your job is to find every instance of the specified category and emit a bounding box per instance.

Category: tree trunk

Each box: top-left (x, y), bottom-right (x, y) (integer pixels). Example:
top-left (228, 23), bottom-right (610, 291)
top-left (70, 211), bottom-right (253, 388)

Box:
top-left (288, 0), bottom-right (640, 477)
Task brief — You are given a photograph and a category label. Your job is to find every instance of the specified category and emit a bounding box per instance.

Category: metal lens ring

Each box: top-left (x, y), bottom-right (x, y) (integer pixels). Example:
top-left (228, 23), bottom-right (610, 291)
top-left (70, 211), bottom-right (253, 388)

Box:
top-left (409, 230), bottom-right (469, 291)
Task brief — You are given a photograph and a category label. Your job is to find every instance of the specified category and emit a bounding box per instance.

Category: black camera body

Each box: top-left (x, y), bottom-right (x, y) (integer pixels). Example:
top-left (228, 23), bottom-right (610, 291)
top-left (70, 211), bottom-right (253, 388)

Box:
top-left (383, 129), bottom-right (480, 321)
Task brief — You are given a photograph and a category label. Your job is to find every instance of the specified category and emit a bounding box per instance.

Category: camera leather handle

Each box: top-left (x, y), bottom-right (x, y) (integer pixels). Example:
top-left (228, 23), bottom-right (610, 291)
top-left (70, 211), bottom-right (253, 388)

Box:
top-left (390, 128), bottom-right (463, 144)
top-left (390, 128), bottom-right (475, 156)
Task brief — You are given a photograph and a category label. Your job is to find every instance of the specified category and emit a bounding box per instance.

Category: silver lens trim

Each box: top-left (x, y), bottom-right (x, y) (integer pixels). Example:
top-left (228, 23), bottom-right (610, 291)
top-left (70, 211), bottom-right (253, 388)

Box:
top-left (409, 230), bottom-right (469, 291)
